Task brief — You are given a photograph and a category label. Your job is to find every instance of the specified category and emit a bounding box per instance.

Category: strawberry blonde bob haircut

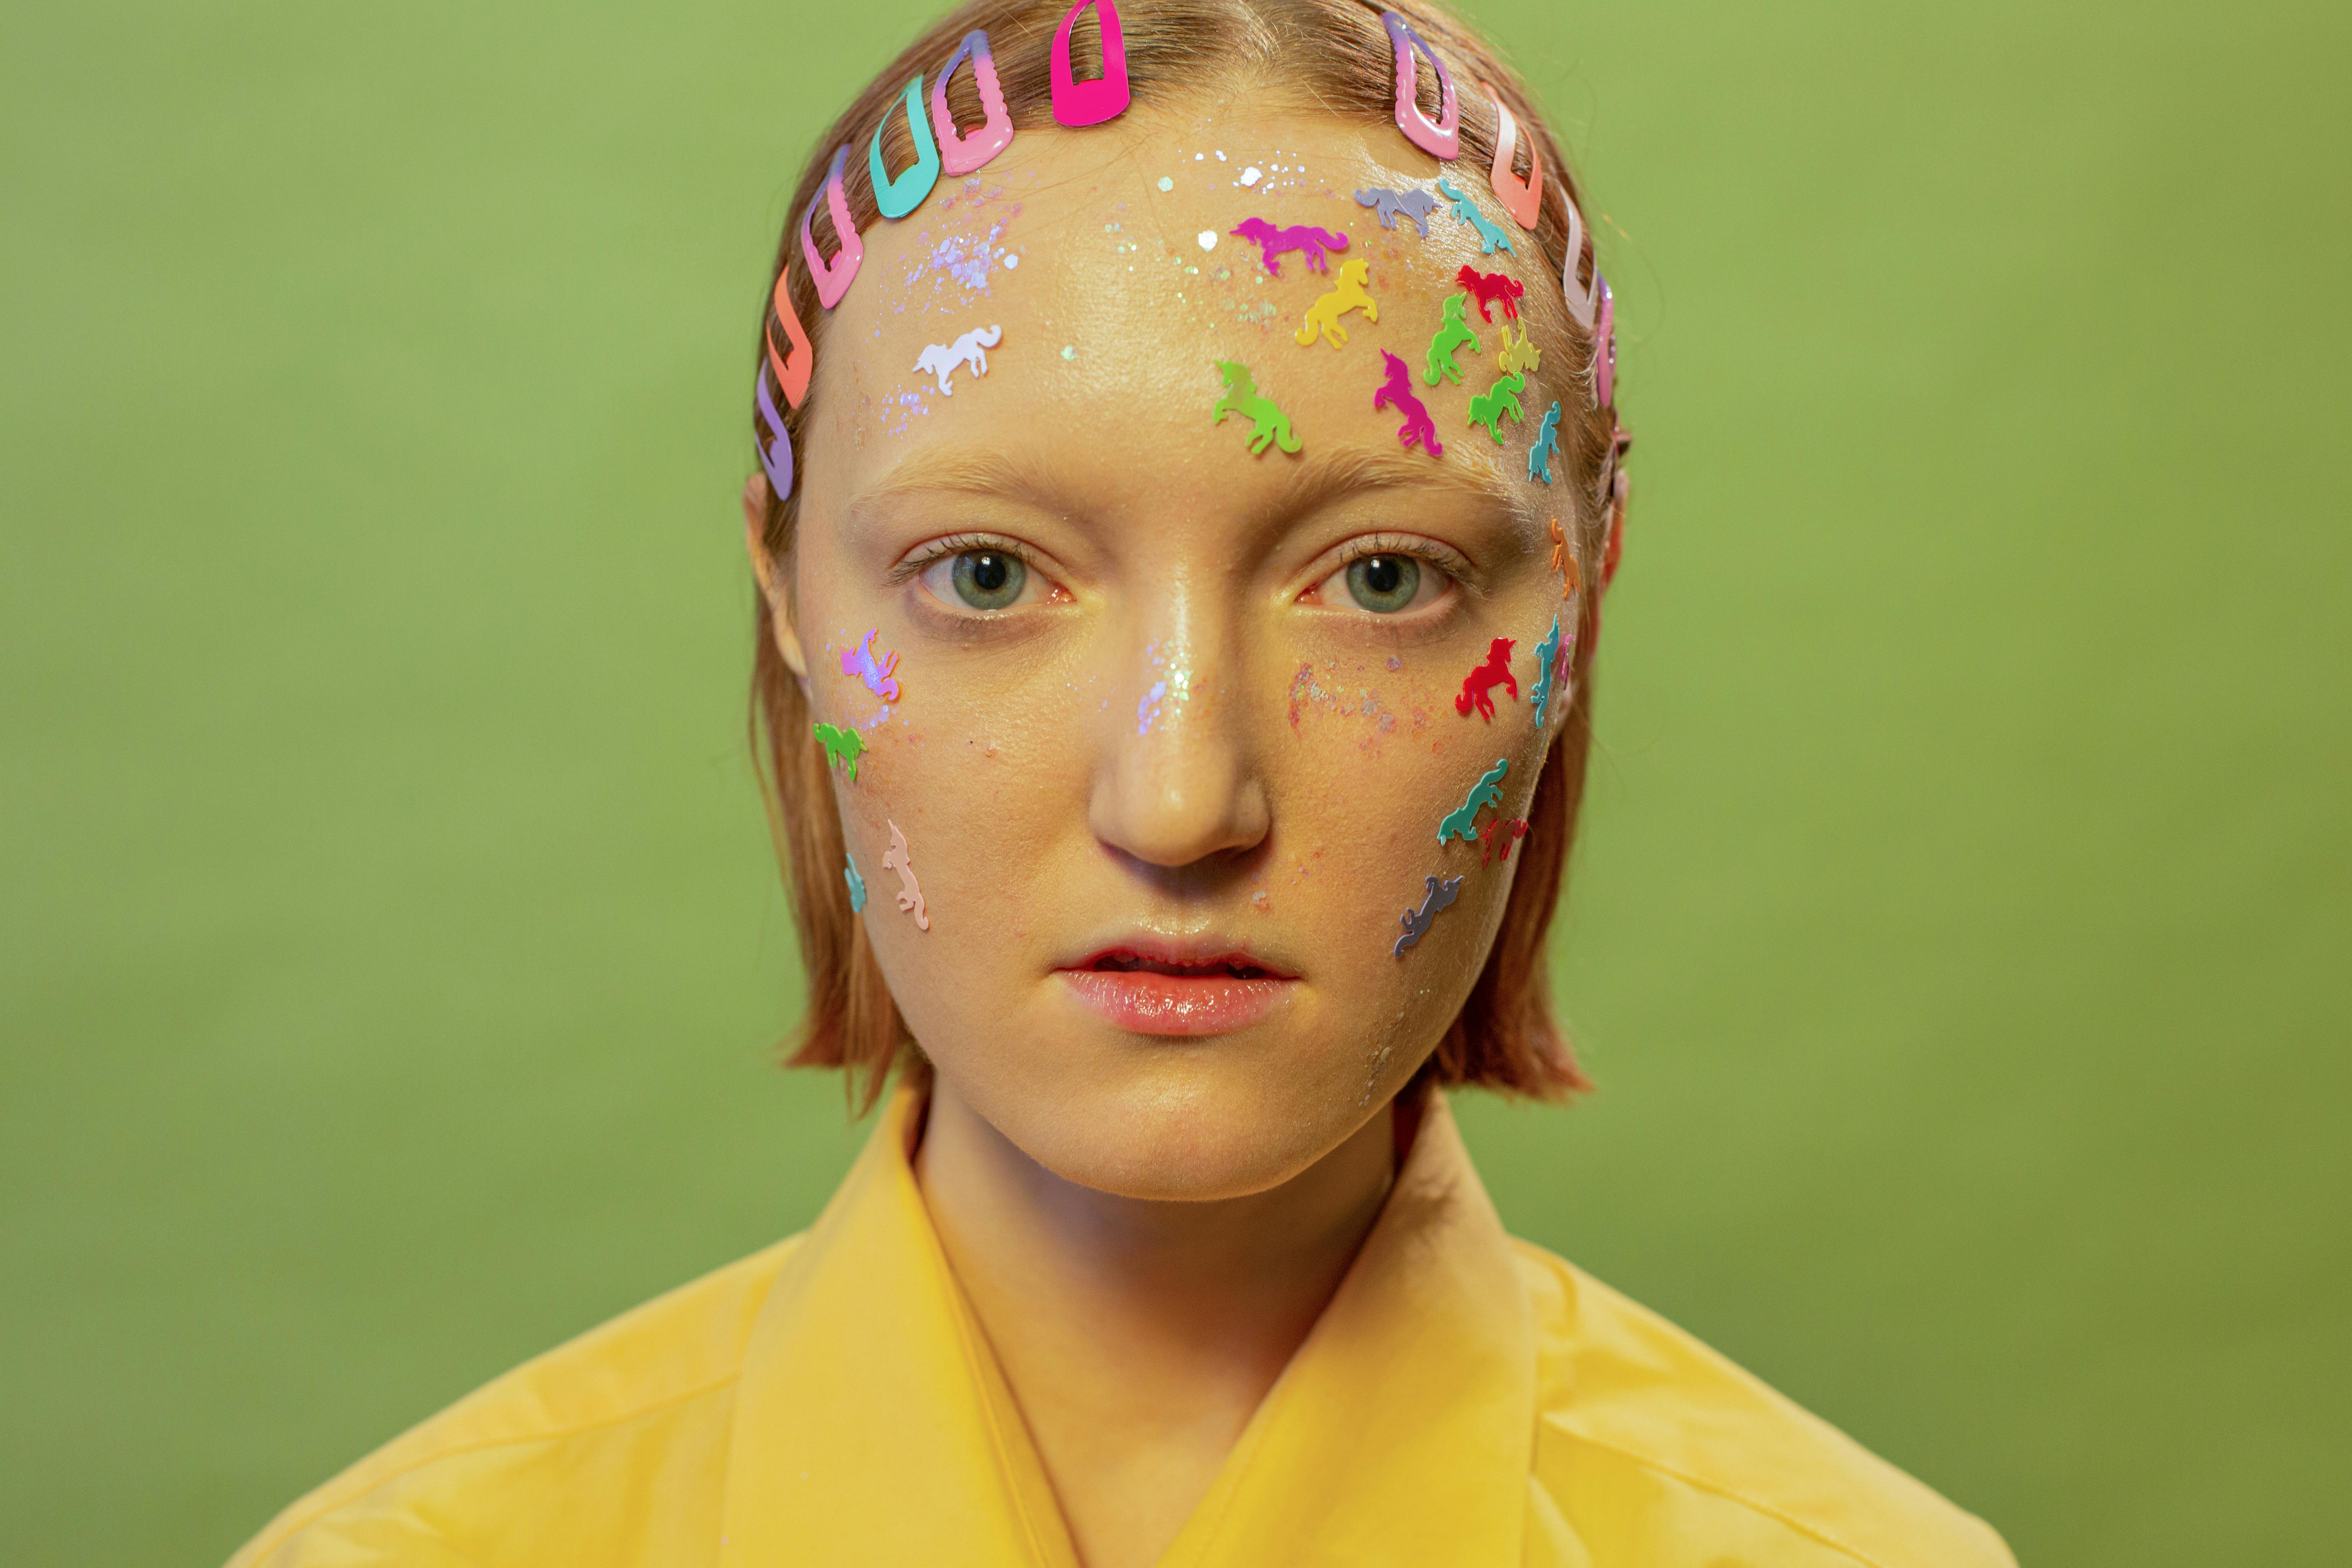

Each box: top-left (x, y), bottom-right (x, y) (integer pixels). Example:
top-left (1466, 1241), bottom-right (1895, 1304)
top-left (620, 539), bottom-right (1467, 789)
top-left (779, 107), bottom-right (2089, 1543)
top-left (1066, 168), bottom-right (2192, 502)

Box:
top-left (749, 0), bottom-right (1625, 1112)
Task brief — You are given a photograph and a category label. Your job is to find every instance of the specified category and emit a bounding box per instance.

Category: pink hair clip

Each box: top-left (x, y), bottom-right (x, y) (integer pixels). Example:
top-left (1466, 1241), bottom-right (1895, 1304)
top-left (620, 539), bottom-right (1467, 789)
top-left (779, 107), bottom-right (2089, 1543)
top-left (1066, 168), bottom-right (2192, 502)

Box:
top-left (869, 76), bottom-right (941, 220)
top-left (1559, 195), bottom-right (1600, 331)
top-left (1483, 83), bottom-right (1541, 230)
top-left (764, 267), bottom-right (813, 409)
top-left (1051, 0), bottom-right (1130, 127)
top-left (800, 145), bottom-right (864, 309)
top-left (1381, 12), bottom-right (1459, 160)
top-left (930, 29), bottom-right (1014, 175)
top-left (1594, 276), bottom-right (1616, 406)
top-left (754, 365), bottom-right (794, 501)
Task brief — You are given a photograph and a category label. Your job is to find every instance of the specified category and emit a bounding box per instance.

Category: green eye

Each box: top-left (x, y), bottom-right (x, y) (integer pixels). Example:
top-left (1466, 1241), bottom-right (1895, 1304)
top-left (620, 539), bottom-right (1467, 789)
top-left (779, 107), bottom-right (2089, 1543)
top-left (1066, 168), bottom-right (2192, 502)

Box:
top-left (1345, 554), bottom-right (1422, 613)
top-left (951, 550), bottom-right (1027, 610)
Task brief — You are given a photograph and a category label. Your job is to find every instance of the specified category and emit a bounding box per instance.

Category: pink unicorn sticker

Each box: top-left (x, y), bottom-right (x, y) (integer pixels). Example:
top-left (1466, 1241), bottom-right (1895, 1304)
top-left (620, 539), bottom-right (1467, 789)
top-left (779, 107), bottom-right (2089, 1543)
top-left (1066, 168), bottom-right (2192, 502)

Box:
top-left (1229, 218), bottom-right (1349, 276)
top-left (1373, 350), bottom-right (1441, 457)
top-left (840, 628), bottom-right (901, 702)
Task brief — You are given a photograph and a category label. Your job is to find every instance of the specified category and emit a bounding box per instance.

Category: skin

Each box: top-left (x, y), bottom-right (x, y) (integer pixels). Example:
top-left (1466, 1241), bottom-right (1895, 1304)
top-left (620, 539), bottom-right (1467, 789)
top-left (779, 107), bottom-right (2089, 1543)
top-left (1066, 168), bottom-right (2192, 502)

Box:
top-left (746, 108), bottom-right (1602, 1568)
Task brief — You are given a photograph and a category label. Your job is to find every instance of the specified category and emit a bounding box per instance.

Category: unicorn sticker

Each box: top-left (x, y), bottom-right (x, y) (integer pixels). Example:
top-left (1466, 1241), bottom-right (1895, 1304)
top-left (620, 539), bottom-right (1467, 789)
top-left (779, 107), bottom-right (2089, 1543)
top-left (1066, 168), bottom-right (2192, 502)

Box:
top-left (912, 323), bottom-right (1003, 394)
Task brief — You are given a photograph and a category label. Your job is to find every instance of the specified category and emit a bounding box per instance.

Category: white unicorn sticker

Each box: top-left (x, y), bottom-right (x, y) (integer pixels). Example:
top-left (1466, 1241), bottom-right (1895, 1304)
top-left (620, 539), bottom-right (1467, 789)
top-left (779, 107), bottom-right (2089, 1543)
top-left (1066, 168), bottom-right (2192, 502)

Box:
top-left (913, 324), bottom-right (1004, 395)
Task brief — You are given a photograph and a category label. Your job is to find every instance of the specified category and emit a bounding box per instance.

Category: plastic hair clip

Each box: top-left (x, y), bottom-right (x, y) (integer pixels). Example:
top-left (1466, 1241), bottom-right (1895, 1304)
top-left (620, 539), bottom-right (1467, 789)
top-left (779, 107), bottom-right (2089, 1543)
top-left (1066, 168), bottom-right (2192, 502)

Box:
top-left (1530, 615), bottom-right (1562, 724)
top-left (1294, 258), bottom-right (1378, 349)
top-left (1559, 195), bottom-right (1601, 332)
top-left (1595, 277), bottom-right (1617, 406)
top-left (1354, 186), bottom-right (1440, 239)
top-left (1381, 12), bottom-right (1459, 160)
top-left (840, 628), bottom-right (901, 702)
top-left (1211, 361), bottom-right (1302, 455)
top-left (1231, 218), bottom-right (1349, 276)
top-left (1374, 350), bottom-right (1441, 456)
top-left (1483, 84), bottom-right (1542, 230)
top-left (930, 29), bottom-right (1014, 176)
top-left (1436, 176), bottom-right (1513, 255)
top-left (1394, 873), bottom-right (1465, 956)
top-left (1526, 401), bottom-right (1561, 483)
top-left (1051, 0), bottom-right (1130, 127)
top-left (1496, 322), bottom-right (1542, 376)
top-left (869, 76), bottom-right (942, 220)
top-left (1437, 758), bottom-right (1509, 844)
top-left (913, 324), bottom-right (1002, 395)
top-left (1467, 369), bottom-right (1526, 444)
top-left (800, 145), bottom-right (864, 309)
top-left (765, 267), bottom-right (814, 410)
top-left (1423, 291), bottom-right (1481, 386)
top-left (1477, 815), bottom-right (1530, 866)
top-left (882, 821), bottom-right (929, 930)
top-left (813, 722), bottom-right (867, 781)
top-left (754, 365), bottom-right (795, 501)
top-left (1457, 265), bottom-right (1523, 324)
top-left (1453, 636), bottom-right (1518, 721)
top-left (844, 853), bottom-right (868, 913)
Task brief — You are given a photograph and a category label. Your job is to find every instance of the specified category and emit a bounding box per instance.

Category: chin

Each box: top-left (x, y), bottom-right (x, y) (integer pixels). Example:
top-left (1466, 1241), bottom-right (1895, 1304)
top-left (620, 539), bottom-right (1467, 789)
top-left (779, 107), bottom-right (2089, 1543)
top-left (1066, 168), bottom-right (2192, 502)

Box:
top-left (981, 1037), bottom-right (1376, 1203)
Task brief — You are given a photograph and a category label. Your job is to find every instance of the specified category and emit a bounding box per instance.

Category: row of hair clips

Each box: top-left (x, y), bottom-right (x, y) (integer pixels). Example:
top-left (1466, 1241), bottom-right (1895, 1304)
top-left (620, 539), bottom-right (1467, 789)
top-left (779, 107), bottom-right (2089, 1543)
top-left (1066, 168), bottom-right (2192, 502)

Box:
top-left (756, 3), bottom-right (1614, 503)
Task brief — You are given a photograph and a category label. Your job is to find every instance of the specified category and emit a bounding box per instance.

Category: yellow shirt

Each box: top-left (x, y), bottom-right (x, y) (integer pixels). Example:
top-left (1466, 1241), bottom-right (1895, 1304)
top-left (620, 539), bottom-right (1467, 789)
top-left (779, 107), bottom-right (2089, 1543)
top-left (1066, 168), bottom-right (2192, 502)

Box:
top-left (229, 1089), bottom-right (2014, 1568)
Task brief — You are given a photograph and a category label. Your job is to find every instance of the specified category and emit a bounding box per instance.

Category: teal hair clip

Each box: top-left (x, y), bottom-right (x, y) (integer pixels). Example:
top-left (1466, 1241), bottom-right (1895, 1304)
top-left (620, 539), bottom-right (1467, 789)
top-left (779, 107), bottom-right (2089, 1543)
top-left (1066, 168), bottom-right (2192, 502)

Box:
top-left (869, 75), bottom-right (941, 220)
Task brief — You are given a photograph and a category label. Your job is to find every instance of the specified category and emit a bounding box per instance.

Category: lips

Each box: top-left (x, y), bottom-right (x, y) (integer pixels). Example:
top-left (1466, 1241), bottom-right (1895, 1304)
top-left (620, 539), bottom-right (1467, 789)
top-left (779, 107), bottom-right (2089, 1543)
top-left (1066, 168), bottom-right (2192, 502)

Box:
top-left (1056, 942), bottom-right (1298, 1036)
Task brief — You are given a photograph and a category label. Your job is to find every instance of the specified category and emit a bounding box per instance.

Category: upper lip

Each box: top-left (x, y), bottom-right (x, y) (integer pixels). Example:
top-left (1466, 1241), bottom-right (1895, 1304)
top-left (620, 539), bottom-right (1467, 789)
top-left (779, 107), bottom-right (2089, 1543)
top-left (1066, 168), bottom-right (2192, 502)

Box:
top-left (1060, 933), bottom-right (1299, 981)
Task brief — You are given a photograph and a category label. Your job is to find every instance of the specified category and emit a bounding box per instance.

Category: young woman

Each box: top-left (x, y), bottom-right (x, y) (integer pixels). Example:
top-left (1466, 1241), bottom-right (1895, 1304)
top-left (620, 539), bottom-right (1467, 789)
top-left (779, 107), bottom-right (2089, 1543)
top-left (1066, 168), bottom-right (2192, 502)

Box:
top-left (231, 2), bottom-right (2014, 1564)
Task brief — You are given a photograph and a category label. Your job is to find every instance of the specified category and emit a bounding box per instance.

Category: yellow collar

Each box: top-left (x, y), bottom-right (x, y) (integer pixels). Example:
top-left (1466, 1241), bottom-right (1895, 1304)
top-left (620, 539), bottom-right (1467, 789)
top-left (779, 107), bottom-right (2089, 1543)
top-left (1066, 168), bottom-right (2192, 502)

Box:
top-left (719, 1086), bottom-right (1536, 1568)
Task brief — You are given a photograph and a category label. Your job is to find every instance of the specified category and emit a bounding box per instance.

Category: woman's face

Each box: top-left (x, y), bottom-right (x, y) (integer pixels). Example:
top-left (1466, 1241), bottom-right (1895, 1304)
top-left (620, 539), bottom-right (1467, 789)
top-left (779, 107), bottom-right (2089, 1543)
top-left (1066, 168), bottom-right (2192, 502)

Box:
top-left (758, 111), bottom-right (1590, 1201)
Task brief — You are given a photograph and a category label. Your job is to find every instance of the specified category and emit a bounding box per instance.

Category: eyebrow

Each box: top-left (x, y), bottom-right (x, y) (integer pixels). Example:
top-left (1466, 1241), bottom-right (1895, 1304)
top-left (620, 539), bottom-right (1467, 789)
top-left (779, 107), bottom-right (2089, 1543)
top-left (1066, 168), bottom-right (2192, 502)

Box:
top-left (846, 442), bottom-right (1526, 532)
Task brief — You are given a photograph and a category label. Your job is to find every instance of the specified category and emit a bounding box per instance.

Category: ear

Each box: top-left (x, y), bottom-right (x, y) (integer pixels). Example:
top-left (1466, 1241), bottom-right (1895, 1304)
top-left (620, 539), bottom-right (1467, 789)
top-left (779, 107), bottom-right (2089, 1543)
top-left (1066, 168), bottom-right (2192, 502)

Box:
top-left (743, 472), bottom-right (808, 680)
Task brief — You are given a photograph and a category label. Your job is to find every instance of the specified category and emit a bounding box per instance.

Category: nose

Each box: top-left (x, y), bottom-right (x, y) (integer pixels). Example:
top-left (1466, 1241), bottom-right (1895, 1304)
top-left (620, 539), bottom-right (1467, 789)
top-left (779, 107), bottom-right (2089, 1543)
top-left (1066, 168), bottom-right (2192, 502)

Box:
top-left (1086, 597), bottom-right (1270, 873)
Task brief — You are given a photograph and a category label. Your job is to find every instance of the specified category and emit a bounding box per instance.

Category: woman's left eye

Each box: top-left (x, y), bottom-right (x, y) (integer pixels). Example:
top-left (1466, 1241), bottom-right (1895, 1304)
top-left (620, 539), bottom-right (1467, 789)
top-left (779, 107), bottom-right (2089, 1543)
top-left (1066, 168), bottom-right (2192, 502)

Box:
top-left (1310, 552), bottom-right (1452, 615)
top-left (916, 548), bottom-right (1038, 612)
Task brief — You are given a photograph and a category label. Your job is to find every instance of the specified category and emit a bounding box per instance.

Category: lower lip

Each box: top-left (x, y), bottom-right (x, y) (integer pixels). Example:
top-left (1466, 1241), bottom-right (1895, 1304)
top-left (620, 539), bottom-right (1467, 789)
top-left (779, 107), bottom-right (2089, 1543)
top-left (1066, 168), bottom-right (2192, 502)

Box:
top-left (1057, 969), bottom-right (1296, 1036)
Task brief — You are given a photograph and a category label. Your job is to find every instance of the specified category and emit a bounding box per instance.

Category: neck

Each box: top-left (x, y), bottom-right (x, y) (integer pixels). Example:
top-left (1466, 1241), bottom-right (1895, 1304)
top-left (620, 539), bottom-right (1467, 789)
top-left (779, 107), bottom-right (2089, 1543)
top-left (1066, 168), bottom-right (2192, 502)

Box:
top-left (914, 1076), bottom-right (1399, 1568)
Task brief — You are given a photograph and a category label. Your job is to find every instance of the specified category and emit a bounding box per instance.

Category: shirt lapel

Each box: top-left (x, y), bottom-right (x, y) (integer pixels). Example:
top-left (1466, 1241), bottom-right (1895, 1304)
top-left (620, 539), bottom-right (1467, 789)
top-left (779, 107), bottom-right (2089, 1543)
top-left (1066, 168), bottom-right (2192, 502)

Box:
top-left (719, 1088), bottom-right (1078, 1568)
top-left (1157, 1091), bottom-right (1538, 1568)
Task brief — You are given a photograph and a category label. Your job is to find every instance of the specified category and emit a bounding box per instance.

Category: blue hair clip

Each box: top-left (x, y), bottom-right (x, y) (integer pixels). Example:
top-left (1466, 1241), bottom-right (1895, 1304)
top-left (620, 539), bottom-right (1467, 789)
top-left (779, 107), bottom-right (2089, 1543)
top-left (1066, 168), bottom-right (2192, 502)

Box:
top-left (869, 75), bottom-right (942, 220)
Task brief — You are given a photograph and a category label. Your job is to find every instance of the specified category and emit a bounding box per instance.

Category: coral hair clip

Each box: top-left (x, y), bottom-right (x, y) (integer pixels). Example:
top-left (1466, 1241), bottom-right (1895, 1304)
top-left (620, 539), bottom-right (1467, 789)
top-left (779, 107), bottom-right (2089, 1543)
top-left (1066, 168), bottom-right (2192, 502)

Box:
top-left (1051, 0), bottom-right (1130, 127)
top-left (764, 267), bottom-right (813, 409)
top-left (1381, 12), bottom-right (1459, 160)
top-left (930, 29), bottom-right (1014, 175)
top-left (869, 75), bottom-right (941, 220)
top-left (1484, 83), bottom-right (1541, 230)
top-left (800, 145), bottom-right (864, 310)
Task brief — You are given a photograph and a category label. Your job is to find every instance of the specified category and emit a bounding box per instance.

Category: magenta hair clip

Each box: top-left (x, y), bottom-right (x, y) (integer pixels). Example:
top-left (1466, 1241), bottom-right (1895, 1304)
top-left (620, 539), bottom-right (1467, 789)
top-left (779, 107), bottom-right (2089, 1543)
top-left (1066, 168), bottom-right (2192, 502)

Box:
top-left (1559, 196), bottom-right (1601, 332)
top-left (754, 365), bottom-right (795, 501)
top-left (1051, 0), bottom-right (1130, 127)
top-left (1483, 84), bottom-right (1541, 230)
top-left (800, 145), bottom-right (864, 310)
top-left (869, 76), bottom-right (942, 220)
top-left (1594, 276), bottom-right (1616, 406)
top-left (765, 268), bottom-right (813, 409)
top-left (1381, 12), bottom-right (1459, 160)
top-left (1374, 350), bottom-right (1441, 456)
top-left (930, 29), bottom-right (1014, 175)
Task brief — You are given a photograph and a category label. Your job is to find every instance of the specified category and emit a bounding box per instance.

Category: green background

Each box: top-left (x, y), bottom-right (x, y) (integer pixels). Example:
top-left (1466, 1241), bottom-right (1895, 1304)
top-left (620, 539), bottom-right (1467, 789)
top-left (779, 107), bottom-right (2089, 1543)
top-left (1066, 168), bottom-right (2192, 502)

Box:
top-left (4, 0), bottom-right (2345, 1561)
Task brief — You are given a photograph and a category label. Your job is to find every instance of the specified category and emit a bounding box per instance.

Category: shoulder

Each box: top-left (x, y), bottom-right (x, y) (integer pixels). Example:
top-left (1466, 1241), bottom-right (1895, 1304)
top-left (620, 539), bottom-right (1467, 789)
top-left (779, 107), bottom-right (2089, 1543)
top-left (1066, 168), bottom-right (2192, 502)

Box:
top-left (1510, 1241), bottom-right (2016, 1568)
top-left (225, 1235), bottom-right (804, 1568)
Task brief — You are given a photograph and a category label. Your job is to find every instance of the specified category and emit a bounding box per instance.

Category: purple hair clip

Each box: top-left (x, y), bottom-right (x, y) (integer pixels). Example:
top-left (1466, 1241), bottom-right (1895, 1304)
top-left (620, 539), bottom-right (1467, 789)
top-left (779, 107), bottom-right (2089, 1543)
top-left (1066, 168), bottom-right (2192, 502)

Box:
top-left (1381, 12), bottom-right (1459, 160)
top-left (754, 365), bottom-right (795, 501)
top-left (800, 145), bottom-right (864, 310)
top-left (1559, 196), bottom-right (1601, 332)
top-left (930, 29), bottom-right (1014, 175)
top-left (1051, 0), bottom-right (1130, 127)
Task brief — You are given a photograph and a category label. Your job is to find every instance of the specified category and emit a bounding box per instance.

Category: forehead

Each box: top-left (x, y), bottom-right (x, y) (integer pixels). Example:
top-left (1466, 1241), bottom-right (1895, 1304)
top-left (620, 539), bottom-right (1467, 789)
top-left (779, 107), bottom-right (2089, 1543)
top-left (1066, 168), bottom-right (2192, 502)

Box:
top-left (805, 111), bottom-right (1570, 511)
